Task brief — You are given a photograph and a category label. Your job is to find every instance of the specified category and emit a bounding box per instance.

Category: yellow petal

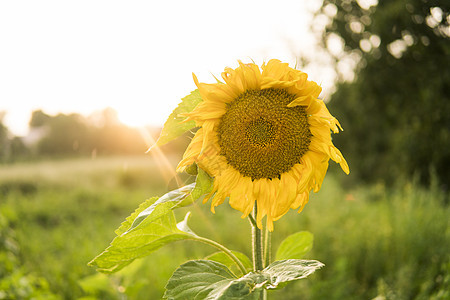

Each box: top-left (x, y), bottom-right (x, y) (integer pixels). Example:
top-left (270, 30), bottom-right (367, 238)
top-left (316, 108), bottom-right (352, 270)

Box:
top-left (198, 121), bottom-right (216, 158)
top-left (271, 173), bottom-right (297, 221)
top-left (186, 100), bottom-right (226, 121)
top-left (237, 61), bottom-right (263, 90)
top-left (229, 176), bottom-right (254, 215)
top-left (176, 128), bottom-right (204, 171)
top-left (296, 192), bottom-right (310, 213)
top-left (294, 157), bottom-right (314, 193)
top-left (290, 191), bottom-right (308, 210)
top-left (193, 73), bottom-right (237, 103)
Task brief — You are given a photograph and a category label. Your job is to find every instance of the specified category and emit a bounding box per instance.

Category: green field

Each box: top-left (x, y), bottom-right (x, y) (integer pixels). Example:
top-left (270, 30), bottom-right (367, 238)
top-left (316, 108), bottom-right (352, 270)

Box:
top-left (0, 156), bottom-right (449, 299)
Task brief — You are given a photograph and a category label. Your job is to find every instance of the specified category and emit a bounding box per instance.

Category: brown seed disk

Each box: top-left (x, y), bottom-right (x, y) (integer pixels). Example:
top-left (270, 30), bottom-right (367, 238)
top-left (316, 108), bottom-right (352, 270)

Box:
top-left (218, 88), bottom-right (312, 180)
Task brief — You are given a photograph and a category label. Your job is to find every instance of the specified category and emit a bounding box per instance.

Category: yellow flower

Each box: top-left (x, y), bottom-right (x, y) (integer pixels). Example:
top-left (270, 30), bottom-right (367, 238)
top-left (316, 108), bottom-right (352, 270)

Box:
top-left (178, 60), bottom-right (349, 231)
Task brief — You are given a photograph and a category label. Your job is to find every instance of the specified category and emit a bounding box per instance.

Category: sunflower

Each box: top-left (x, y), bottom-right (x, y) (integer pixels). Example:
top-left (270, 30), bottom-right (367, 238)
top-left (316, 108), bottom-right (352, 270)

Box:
top-left (178, 60), bottom-right (349, 231)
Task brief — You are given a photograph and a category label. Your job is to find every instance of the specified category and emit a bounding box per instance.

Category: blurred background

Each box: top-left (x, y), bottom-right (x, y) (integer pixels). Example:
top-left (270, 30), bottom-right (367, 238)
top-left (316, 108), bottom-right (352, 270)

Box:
top-left (0, 0), bottom-right (449, 299)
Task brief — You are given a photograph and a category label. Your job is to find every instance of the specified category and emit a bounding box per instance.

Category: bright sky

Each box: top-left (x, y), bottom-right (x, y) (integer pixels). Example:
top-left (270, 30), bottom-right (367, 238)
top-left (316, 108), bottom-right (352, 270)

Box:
top-left (0, 0), bottom-right (327, 136)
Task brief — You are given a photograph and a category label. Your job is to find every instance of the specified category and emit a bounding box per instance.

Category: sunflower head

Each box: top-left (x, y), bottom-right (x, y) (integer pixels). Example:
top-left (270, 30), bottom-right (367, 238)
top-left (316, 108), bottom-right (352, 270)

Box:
top-left (178, 60), bottom-right (349, 231)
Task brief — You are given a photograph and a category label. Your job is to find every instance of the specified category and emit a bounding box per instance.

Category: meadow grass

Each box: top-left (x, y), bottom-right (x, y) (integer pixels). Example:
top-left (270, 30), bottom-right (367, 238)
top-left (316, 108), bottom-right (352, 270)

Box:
top-left (0, 156), bottom-right (448, 299)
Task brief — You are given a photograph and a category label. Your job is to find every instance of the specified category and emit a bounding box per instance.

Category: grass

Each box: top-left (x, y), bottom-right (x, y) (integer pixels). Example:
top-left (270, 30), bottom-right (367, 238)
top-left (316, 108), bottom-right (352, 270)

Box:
top-left (270, 175), bottom-right (450, 300)
top-left (0, 156), bottom-right (449, 299)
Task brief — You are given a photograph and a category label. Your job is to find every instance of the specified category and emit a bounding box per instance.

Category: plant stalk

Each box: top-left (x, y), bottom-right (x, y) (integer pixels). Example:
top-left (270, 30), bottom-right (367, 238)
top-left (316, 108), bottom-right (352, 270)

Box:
top-left (191, 236), bottom-right (247, 276)
top-left (249, 203), bottom-right (268, 300)
top-left (264, 225), bottom-right (272, 267)
top-left (251, 204), bottom-right (264, 272)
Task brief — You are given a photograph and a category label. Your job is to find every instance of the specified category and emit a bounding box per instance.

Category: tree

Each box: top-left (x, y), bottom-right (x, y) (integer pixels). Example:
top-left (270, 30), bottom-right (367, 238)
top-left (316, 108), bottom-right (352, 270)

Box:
top-left (318, 0), bottom-right (450, 185)
top-left (36, 113), bottom-right (90, 155)
top-left (29, 110), bottom-right (51, 128)
top-left (0, 112), bottom-right (10, 161)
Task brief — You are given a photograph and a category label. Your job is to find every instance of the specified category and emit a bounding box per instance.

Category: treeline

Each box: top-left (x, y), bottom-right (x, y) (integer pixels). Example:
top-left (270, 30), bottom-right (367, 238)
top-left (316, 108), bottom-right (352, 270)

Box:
top-left (318, 0), bottom-right (450, 186)
top-left (0, 108), bottom-right (189, 162)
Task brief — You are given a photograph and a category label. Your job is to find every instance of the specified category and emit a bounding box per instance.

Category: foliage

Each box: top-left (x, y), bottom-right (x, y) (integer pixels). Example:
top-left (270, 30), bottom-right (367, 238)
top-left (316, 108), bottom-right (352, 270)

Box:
top-left (0, 108), bottom-right (193, 162)
top-left (0, 157), bottom-right (448, 299)
top-left (318, 0), bottom-right (450, 185)
top-left (30, 109), bottom-right (149, 156)
top-left (29, 110), bottom-right (51, 127)
top-left (0, 209), bottom-right (59, 299)
top-left (151, 89), bottom-right (202, 149)
top-left (272, 176), bottom-right (450, 299)
top-left (0, 156), bottom-right (172, 298)
top-left (163, 259), bottom-right (323, 300)
top-left (89, 170), bottom-right (213, 273)
top-left (0, 112), bottom-right (29, 163)
top-left (275, 231), bottom-right (313, 260)
top-left (0, 112), bottom-right (11, 162)
top-left (89, 165), bottom-right (321, 298)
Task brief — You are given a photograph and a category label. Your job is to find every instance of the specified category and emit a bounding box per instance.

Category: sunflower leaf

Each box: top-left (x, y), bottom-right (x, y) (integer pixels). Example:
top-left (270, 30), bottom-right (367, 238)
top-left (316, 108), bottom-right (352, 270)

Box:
top-left (164, 259), bottom-right (324, 299)
top-left (263, 259), bottom-right (324, 289)
top-left (182, 167), bottom-right (213, 203)
top-left (88, 182), bottom-right (207, 274)
top-left (163, 260), bottom-right (262, 300)
top-left (171, 167), bottom-right (213, 210)
top-left (275, 231), bottom-right (313, 260)
top-left (88, 210), bottom-right (192, 273)
top-left (176, 212), bottom-right (197, 236)
top-left (124, 184), bottom-right (195, 234)
top-left (114, 197), bottom-right (159, 236)
top-left (149, 89), bottom-right (202, 150)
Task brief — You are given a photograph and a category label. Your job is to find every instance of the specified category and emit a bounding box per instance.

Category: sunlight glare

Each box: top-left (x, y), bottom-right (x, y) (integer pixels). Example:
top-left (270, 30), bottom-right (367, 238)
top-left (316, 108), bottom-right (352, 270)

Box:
top-left (138, 127), bottom-right (184, 188)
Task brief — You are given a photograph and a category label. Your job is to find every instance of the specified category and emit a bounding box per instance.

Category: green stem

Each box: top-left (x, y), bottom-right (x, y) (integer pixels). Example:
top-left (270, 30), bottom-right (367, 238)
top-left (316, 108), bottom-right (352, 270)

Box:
top-left (248, 213), bottom-right (257, 228)
top-left (262, 223), bottom-right (271, 300)
top-left (190, 235), bottom-right (247, 276)
top-left (251, 204), bottom-right (264, 272)
top-left (264, 225), bottom-right (272, 267)
top-left (250, 203), bottom-right (268, 300)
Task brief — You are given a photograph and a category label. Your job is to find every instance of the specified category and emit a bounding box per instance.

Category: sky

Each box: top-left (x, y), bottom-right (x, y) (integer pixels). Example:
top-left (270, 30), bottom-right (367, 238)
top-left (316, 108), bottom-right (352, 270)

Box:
top-left (0, 0), bottom-right (330, 136)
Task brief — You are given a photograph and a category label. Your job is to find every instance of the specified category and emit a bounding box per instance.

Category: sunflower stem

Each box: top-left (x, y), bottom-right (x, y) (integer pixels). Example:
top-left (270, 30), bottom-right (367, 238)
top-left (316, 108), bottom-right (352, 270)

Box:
top-left (190, 236), bottom-right (247, 276)
top-left (248, 213), bottom-right (257, 228)
top-left (263, 224), bottom-right (272, 267)
top-left (250, 203), bottom-right (268, 300)
top-left (251, 204), bottom-right (264, 272)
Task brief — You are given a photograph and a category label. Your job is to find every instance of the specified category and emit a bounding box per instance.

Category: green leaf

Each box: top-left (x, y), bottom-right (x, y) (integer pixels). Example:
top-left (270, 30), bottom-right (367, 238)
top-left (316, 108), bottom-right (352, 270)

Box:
top-left (164, 260), bottom-right (261, 300)
top-left (170, 167), bottom-right (213, 209)
top-left (126, 184), bottom-right (195, 233)
top-left (114, 197), bottom-right (158, 236)
top-left (180, 167), bottom-right (214, 206)
top-left (164, 259), bottom-right (324, 299)
top-left (275, 231), bottom-right (313, 260)
top-left (89, 168), bottom-right (213, 274)
top-left (263, 259), bottom-right (324, 289)
top-left (149, 89), bottom-right (202, 150)
top-left (185, 162), bottom-right (199, 175)
top-left (176, 212), bottom-right (197, 236)
top-left (205, 251), bottom-right (253, 276)
top-left (88, 211), bottom-right (192, 273)
top-left (89, 185), bottom-right (199, 273)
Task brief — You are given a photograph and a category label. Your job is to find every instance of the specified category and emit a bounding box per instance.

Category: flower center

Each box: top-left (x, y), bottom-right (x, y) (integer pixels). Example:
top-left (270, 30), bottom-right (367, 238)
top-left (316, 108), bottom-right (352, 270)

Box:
top-left (245, 117), bottom-right (276, 148)
top-left (218, 88), bottom-right (312, 180)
